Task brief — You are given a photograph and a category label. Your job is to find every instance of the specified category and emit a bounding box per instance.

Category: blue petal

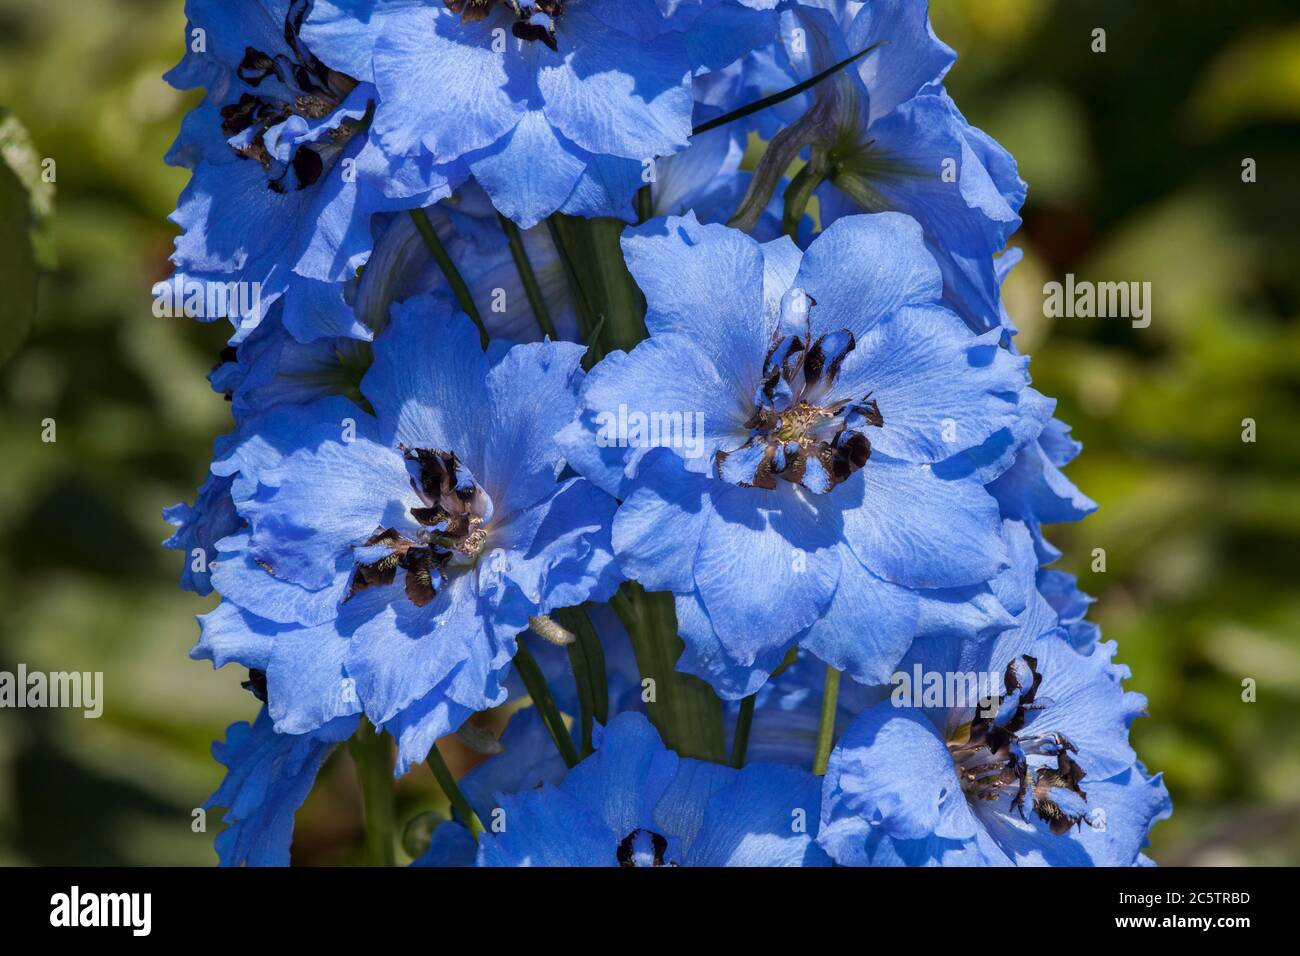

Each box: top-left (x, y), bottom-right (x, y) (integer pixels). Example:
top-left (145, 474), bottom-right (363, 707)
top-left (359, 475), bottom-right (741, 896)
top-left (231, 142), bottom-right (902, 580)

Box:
top-left (410, 822), bottom-right (478, 868)
top-left (683, 3), bottom-right (780, 73)
top-left (481, 337), bottom-right (589, 514)
top-left (213, 393), bottom-right (373, 502)
top-left (192, 601), bottom-right (274, 672)
top-left (558, 712), bottom-right (680, 838)
top-left (342, 573), bottom-right (508, 739)
top-left (818, 703), bottom-right (977, 867)
top-left (578, 332), bottom-right (746, 476)
top-left (693, 482), bottom-right (841, 656)
top-left (838, 459), bottom-right (1007, 589)
top-left (302, 0), bottom-right (407, 83)
top-left (622, 213), bottom-right (772, 396)
top-left (163, 471), bottom-right (240, 596)
top-left (239, 432), bottom-right (413, 592)
top-left (611, 449), bottom-right (713, 593)
top-left (847, 0), bottom-right (956, 124)
top-left (207, 708), bottom-right (357, 867)
top-left (210, 533), bottom-right (344, 627)
top-left (361, 300), bottom-right (493, 459)
top-left (478, 784), bottom-right (616, 866)
top-left (675, 590), bottom-right (788, 700)
top-left (558, 151), bottom-right (643, 222)
top-left (795, 213), bottom-right (944, 338)
top-left (834, 305), bottom-right (1027, 463)
top-left (370, 3), bottom-right (531, 162)
top-left (459, 707), bottom-right (570, 823)
top-left (538, 7), bottom-right (692, 159)
top-left (468, 112), bottom-right (587, 229)
top-left (798, 545), bottom-right (920, 685)
top-left (483, 478), bottom-right (621, 629)
top-left (675, 762), bottom-right (830, 866)
top-left (384, 679), bottom-right (479, 778)
top-left (266, 617), bottom-right (363, 736)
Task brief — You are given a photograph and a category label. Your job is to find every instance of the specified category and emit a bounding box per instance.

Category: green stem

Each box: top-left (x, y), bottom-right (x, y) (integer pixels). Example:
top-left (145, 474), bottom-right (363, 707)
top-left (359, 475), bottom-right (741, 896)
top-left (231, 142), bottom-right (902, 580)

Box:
top-left (554, 605), bottom-right (609, 755)
top-left (730, 694), bottom-right (756, 769)
top-left (544, 216), bottom-right (597, 344)
top-left (409, 207), bottom-right (489, 350)
top-left (348, 722), bottom-right (396, 866)
top-left (571, 215), bottom-right (646, 353)
top-left (613, 583), bottom-right (726, 763)
top-left (514, 639), bottom-right (581, 767)
top-left (498, 213), bottom-right (557, 339)
top-left (565, 639), bottom-right (596, 756)
top-left (636, 183), bottom-right (654, 224)
top-left (812, 665), bottom-right (842, 776)
top-left (782, 146), bottom-right (829, 239)
top-left (427, 744), bottom-right (485, 839)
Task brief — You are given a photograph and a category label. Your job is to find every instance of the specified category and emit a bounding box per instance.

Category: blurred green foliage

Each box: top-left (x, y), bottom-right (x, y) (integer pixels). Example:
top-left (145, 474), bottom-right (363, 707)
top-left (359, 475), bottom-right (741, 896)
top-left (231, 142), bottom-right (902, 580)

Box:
top-left (0, 0), bottom-right (1296, 865)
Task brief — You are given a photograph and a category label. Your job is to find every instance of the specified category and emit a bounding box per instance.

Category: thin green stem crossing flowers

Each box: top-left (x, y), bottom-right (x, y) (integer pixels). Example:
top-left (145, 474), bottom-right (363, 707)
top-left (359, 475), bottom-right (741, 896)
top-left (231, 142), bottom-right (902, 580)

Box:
top-left (410, 207), bottom-right (489, 349)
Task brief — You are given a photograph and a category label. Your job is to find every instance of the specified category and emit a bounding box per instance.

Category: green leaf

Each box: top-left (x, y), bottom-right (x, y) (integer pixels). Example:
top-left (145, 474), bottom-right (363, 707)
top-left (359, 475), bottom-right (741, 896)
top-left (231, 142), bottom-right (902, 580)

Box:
top-left (0, 108), bottom-right (54, 221)
top-left (0, 156), bottom-right (39, 366)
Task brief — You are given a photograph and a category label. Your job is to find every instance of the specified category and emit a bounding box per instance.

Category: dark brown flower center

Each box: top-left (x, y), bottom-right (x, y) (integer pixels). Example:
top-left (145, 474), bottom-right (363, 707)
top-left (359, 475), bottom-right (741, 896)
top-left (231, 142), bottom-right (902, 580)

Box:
top-left (220, 0), bottom-right (360, 192)
top-left (346, 448), bottom-right (492, 607)
top-left (716, 292), bottom-right (883, 494)
top-left (445, 1), bottom-right (567, 51)
top-left (946, 655), bottom-right (1094, 836)
top-left (616, 828), bottom-right (675, 867)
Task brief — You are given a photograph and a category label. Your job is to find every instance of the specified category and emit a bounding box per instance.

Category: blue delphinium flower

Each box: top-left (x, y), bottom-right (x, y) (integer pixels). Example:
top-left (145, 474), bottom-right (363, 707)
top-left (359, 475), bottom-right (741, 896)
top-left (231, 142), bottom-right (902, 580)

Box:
top-left (163, 472), bottom-right (241, 596)
top-left (817, 524), bottom-right (1171, 866)
top-left (300, 0), bottom-right (778, 226)
top-left (197, 297), bottom-right (621, 774)
top-left (1037, 570), bottom-right (1101, 653)
top-left (971, 253), bottom-right (1098, 565)
top-left (704, 0), bottom-right (1025, 333)
top-left (164, 369), bottom-right (373, 597)
top-left (411, 705), bottom-right (573, 867)
top-left (206, 707), bottom-right (358, 866)
top-left (166, 0), bottom-right (458, 341)
top-left (470, 712), bottom-right (828, 866)
top-left (163, 0), bottom-right (1170, 871)
top-left (716, 523), bottom-right (1097, 771)
top-left (561, 211), bottom-right (1029, 696)
top-left (990, 413), bottom-right (1098, 564)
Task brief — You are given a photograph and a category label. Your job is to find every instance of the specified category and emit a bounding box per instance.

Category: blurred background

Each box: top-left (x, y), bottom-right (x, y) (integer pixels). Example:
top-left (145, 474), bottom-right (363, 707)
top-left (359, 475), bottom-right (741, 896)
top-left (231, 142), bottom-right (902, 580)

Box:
top-left (0, 0), bottom-right (1297, 865)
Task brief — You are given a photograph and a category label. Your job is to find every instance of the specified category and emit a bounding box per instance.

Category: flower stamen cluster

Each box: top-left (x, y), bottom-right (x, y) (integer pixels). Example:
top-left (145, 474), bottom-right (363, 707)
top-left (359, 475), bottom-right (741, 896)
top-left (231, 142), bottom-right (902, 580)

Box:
top-left (947, 655), bottom-right (1095, 835)
top-left (220, 0), bottom-right (360, 192)
top-left (446, 0), bottom-right (568, 51)
top-left (347, 447), bottom-right (494, 607)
